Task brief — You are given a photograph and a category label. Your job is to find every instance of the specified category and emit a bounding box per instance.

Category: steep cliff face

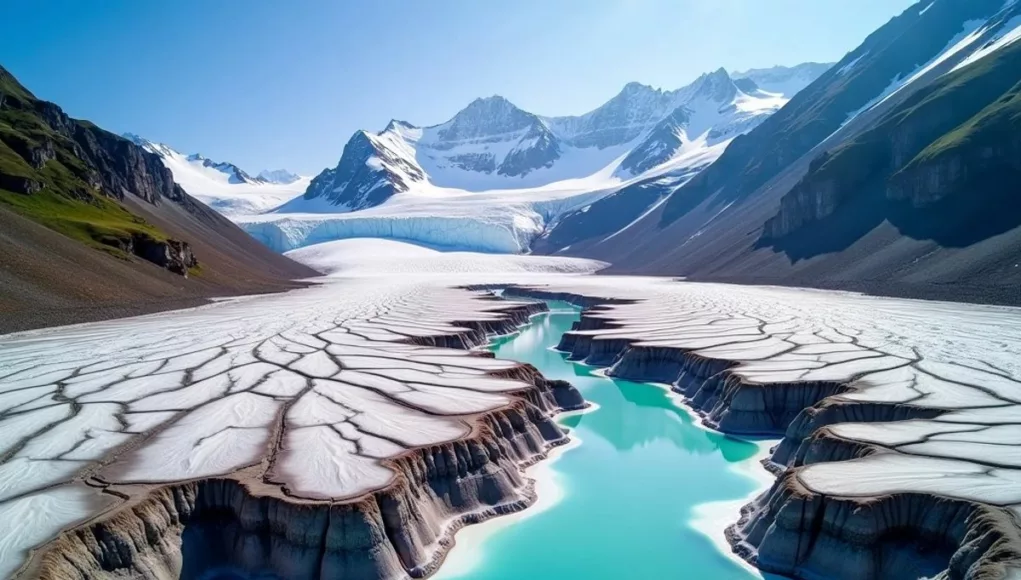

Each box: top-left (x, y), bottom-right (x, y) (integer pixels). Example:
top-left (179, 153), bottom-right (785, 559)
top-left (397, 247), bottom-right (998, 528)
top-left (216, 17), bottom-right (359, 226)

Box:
top-left (16, 298), bottom-right (586, 580)
top-left (0, 66), bottom-right (199, 274)
top-left (500, 285), bottom-right (1021, 580)
top-left (33, 400), bottom-right (570, 580)
top-left (888, 84), bottom-right (1021, 207)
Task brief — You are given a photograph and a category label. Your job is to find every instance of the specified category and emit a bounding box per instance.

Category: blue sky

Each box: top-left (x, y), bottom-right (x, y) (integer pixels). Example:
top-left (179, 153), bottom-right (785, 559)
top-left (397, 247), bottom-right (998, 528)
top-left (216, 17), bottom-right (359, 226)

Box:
top-left (2, 0), bottom-right (915, 174)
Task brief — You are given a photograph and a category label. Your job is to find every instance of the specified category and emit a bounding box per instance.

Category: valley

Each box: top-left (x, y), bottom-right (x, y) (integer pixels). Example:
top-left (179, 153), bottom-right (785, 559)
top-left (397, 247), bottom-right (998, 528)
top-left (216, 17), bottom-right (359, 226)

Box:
top-left (3, 1), bottom-right (1021, 579)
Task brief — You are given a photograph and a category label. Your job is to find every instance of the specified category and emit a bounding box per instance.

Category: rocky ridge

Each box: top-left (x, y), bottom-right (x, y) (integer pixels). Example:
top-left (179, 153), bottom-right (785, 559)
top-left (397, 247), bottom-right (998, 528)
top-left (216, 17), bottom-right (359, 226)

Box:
top-left (289, 64), bottom-right (828, 214)
top-left (566, 0), bottom-right (1021, 303)
top-left (0, 71), bottom-right (199, 275)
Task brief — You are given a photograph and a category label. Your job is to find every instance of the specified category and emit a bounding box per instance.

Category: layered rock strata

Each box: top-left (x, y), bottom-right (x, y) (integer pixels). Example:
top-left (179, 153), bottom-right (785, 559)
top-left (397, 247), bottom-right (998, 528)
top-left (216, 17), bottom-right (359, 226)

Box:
top-left (0, 281), bottom-right (584, 579)
top-left (502, 279), bottom-right (1021, 580)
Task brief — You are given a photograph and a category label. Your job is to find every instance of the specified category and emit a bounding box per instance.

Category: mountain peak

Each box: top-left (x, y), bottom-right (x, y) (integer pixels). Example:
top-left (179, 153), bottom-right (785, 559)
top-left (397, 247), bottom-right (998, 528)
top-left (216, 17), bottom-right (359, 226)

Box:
top-left (622, 81), bottom-right (657, 93)
top-left (436, 94), bottom-right (536, 142)
top-left (474, 94), bottom-right (512, 105)
top-left (384, 119), bottom-right (416, 133)
top-left (614, 82), bottom-right (664, 103)
top-left (120, 133), bottom-right (177, 158)
top-left (454, 95), bottom-right (523, 118)
top-left (690, 67), bottom-right (738, 102)
top-left (731, 62), bottom-right (835, 97)
top-left (122, 132), bottom-right (147, 145)
top-left (257, 169), bottom-right (301, 184)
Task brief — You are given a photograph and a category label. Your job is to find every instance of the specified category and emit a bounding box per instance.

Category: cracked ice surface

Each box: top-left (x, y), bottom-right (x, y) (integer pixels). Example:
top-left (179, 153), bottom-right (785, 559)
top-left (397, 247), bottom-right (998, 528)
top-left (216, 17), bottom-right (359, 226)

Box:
top-left (5, 271), bottom-right (1021, 577)
top-left (511, 277), bottom-right (1021, 508)
top-left (0, 275), bottom-right (572, 578)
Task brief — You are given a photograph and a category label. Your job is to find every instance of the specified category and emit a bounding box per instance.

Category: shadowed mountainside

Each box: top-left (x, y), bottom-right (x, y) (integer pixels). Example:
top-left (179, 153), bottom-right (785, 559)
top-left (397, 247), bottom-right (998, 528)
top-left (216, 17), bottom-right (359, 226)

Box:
top-left (549, 0), bottom-right (1021, 306)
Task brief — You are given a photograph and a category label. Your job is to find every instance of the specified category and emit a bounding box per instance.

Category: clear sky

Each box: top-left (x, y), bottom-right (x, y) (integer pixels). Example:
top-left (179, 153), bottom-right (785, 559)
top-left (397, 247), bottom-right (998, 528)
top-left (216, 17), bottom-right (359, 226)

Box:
top-left (2, 0), bottom-right (916, 175)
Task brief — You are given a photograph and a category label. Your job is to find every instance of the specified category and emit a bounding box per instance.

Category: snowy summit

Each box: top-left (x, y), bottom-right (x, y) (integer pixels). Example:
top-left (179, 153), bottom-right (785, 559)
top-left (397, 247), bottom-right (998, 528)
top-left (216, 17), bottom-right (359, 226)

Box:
top-left (244, 63), bottom-right (830, 253)
top-left (124, 134), bottom-right (310, 215)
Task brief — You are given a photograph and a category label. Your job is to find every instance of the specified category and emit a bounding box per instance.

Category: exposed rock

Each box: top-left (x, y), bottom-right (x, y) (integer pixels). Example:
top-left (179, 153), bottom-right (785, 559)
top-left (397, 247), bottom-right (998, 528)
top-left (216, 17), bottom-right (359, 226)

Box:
top-left (130, 236), bottom-right (199, 276)
top-left (15, 296), bottom-right (586, 580)
top-left (764, 17), bottom-right (1021, 240)
top-left (0, 65), bottom-right (198, 276)
top-left (34, 400), bottom-right (568, 580)
top-left (301, 129), bottom-right (424, 212)
top-left (0, 173), bottom-right (42, 195)
top-left (731, 436), bottom-right (1021, 580)
top-left (70, 121), bottom-right (187, 205)
top-left (499, 283), bottom-right (1021, 580)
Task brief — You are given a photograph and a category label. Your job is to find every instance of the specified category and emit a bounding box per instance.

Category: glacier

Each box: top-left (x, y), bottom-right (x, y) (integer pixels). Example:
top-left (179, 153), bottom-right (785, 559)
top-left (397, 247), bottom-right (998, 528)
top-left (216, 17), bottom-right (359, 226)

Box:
top-left (3, 266), bottom-right (1021, 580)
top-left (241, 180), bottom-right (614, 253)
top-left (240, 65), bottom-right (832, 254)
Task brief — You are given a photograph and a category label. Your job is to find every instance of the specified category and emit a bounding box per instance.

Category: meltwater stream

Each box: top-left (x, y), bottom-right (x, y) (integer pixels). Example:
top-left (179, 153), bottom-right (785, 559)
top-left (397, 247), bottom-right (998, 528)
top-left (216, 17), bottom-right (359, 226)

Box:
top-left (436, 303), bottom-right (772, 580)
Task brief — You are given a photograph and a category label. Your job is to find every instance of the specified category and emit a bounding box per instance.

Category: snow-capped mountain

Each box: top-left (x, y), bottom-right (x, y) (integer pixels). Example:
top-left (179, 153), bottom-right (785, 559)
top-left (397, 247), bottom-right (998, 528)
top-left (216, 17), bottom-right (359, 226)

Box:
top-left (186, 153), bottom-right (260, 185)
top-left (124, 134), bottom-right (310, 216)
top-left (732, 62), bottom-right (834, 97)
top-left (257, 169), bottom-right (302, 184)
top-left (244, 63), bottom-right (829, 253)
top-left (617, 67), bottom-right (787, 174)
top-left (283, 64), bottom-right (828, 216)
top-left (550, 0), bottom-right (1021, 296)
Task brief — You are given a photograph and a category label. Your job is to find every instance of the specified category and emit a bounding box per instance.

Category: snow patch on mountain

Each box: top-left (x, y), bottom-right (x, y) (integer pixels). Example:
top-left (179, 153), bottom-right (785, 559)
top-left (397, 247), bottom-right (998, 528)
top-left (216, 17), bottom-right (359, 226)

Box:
top-left (248, 63), bottom-right (829, 254)
top-left (732, 62), bottom-right (834, 96)
top-left (951, 13), bottom-right (1021, 71)
top-left (840, 2), bottom-right (1021, 130)
top-left (618, 67), bottom-right (786, 175)
top-left (125, 134), bottom-right (310, 216)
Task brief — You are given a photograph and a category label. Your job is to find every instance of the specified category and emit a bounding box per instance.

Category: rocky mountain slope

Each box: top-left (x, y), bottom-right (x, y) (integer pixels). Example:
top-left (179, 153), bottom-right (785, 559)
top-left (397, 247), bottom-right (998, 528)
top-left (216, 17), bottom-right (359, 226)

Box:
top-left (557, 0), bottom-right (1021, 305)
top-left (286, 65), bottom-right (825, 214)
top-left (0, 65), bottom-right (317, 333)
top-left (247, 64), bottom-right (828, 253)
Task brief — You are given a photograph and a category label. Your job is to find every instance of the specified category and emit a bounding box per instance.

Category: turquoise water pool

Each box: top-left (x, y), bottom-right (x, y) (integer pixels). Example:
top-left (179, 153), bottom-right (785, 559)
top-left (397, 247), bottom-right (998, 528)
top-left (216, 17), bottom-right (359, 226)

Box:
top-left (436, 303), bottom-right (771, 580)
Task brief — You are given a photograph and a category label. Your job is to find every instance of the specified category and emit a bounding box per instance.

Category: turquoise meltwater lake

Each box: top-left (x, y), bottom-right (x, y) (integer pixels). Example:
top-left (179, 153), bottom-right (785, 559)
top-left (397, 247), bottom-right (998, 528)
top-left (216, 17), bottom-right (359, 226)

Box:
top-left (435, 303), bottom-right (773, 580)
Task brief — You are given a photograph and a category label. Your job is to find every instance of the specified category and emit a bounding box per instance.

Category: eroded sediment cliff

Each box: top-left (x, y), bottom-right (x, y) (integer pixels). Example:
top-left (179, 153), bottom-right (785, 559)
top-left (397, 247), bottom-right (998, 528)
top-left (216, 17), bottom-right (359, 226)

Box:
top-left (15, 297), bottom-right (586, 580)
top-left (501, 285), bottom-right (1021, 580)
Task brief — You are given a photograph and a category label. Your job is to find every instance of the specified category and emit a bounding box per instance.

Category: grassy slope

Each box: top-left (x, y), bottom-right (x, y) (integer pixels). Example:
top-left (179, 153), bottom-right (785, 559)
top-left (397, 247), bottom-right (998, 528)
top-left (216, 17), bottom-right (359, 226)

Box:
top-left (781, 37), bottom-right (1021, 211)
top-left (0, 68), bottom-right (168, 258)
top-left (906, 80), bottom-right (1021, 167)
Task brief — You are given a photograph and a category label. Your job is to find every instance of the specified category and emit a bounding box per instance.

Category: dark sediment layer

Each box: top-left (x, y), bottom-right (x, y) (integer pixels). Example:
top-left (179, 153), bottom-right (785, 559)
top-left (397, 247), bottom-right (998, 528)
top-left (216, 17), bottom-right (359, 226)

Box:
top-left (731, 463), bottom-right (1021, 580)
top-left (22, 299), bottom-right (585, 580)
top-left (500, 286), bottom-right (1021, 580)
